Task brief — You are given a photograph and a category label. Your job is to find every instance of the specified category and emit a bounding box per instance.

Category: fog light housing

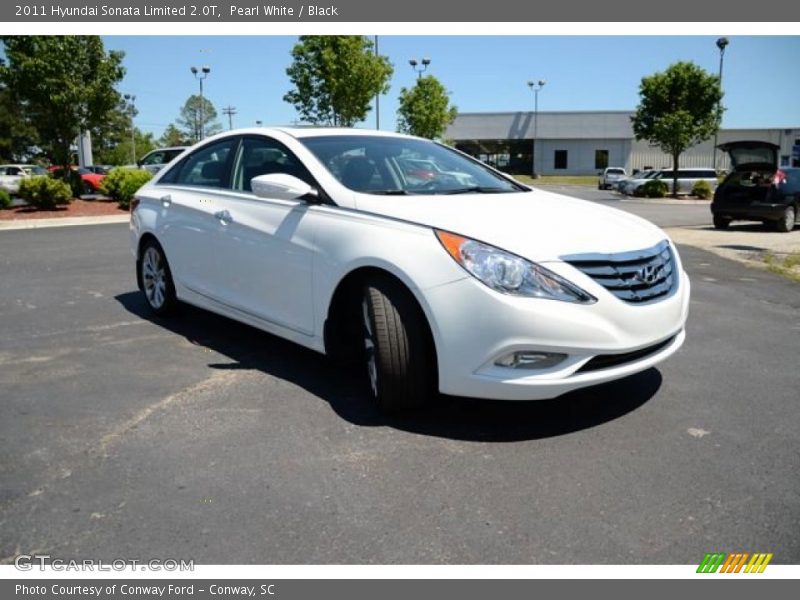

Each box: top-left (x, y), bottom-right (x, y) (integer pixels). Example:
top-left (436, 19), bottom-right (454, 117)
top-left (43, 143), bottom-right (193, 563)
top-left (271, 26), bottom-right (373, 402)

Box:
top-left (494, 351), bottom-right (567, 369)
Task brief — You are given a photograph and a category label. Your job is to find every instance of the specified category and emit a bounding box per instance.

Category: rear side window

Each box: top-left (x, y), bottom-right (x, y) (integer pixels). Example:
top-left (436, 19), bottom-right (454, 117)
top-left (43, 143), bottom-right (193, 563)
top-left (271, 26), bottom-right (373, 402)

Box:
top-left (168, 139), bottom-right (238, 189)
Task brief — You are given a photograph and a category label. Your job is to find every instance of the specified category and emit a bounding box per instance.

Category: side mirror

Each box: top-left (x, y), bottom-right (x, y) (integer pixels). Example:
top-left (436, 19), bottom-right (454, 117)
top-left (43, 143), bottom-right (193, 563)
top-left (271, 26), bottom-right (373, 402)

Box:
top-left (251, 173), bottom-right (313, 201)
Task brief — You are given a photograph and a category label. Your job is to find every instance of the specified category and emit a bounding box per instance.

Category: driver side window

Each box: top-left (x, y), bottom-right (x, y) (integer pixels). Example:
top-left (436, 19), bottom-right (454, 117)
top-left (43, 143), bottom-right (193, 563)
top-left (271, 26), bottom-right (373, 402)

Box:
top-left (232, 136), bottom-right (313, 192)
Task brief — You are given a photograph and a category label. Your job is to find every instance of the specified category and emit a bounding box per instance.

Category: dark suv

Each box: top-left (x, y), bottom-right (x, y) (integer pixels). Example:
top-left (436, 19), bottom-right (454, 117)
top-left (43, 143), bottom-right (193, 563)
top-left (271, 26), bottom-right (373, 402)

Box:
top-left (711, 141), bottom-right (799, 232)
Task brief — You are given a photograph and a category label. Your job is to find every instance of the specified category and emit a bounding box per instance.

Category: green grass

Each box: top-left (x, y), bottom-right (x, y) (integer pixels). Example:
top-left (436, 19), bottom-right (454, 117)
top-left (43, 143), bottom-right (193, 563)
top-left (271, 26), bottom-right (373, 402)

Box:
top-left (513, 175), bottom-right (598, 186)
top-left (764, 253), bottom-right (800, 282)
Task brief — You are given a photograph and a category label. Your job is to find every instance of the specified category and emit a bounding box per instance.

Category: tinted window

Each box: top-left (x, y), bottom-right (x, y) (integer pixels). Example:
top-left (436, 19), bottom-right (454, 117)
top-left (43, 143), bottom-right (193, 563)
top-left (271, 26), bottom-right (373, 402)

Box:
top-left (171, 139), bottom-right (237, 189)
top-left (232, 136), bottom-right (313, 192)
top-left (141, 152), bottom-right (165, 166)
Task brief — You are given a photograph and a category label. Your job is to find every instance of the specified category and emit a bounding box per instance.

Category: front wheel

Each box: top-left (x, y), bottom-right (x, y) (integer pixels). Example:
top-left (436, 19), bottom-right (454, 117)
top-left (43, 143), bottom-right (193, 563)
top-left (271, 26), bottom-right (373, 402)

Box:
top-left (361, 277), bottom-right (433, 412)
top-left (139, 239), bottom-right (178, 316)
top-left (775, 205), bottom-right (796, 233)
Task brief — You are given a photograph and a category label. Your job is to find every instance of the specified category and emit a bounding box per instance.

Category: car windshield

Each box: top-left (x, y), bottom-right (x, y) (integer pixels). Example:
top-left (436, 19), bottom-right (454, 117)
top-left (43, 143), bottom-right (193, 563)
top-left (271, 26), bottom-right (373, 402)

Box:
top-left (299, 135), bottom-right (525, 195)
top-left (607, 169), bottom-right (625, 175)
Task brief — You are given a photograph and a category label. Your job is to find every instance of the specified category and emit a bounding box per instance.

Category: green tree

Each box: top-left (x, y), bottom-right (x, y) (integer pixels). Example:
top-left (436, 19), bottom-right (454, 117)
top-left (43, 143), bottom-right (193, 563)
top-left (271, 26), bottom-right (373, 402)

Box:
top-left (159, 124), bottom-right (190, 147)
top-left (396, 75), bottom-right (458, 139)
top-left (176, 94), bottom-right (221, 143)
top-left (94, 128), bottom-right (156, 166)
top-left (284, 36), bottom-right (393, 127)
top-left (631, 61), bottom-right (722, 196)
top-left (0, 36), bottom-right (125, 172)
top-left (0, 80), bottom-right (39, 162)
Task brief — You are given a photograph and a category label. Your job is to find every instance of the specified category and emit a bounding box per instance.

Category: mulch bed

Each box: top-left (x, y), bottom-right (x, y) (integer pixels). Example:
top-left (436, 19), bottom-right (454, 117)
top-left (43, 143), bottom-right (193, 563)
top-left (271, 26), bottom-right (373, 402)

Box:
top-left (0, 198), bottom-right (129, 221)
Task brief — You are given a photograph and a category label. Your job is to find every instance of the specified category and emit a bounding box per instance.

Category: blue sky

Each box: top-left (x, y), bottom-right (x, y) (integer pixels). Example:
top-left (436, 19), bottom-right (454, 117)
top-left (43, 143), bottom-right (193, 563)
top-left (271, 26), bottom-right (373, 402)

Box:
top-left (103, 36), bottom-right (800, 138)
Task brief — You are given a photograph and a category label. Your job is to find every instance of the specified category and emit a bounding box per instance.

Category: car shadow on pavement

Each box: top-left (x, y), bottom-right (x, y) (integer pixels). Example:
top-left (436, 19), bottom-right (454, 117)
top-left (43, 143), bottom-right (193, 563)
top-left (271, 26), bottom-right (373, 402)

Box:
top-left (116, 291), bottom-right (662, 443)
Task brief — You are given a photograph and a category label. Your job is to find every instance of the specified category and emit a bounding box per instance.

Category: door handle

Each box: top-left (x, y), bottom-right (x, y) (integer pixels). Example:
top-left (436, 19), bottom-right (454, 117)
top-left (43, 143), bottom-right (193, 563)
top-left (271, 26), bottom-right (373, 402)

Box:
top-left (213, 209), bottom-right (233, 224)
top-left (160, 194), bottom-right (171, 207)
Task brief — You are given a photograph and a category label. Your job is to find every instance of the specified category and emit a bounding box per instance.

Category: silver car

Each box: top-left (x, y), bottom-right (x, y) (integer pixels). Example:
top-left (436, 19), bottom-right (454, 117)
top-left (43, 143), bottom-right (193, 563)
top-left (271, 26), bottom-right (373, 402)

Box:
top-left (598, 167), bottom-right (627, 190)
top-left (134, 147), bottom-right (188, 175)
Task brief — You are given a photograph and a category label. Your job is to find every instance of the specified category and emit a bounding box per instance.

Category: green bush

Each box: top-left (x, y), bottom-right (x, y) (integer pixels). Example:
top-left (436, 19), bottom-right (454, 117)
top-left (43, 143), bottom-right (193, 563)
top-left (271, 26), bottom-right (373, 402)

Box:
top-left (0, 189), bottom-right (11, 209)
top-left (692, 179), bottom-right (713, 199)
top-left (50, 168), bottom-right (84, 197)
top-left (101, 168), bottom-right (153, 209)
top-left (636, 179), bottom-right (669, 198)
top-left (18, 176), bottom-right (72, 209)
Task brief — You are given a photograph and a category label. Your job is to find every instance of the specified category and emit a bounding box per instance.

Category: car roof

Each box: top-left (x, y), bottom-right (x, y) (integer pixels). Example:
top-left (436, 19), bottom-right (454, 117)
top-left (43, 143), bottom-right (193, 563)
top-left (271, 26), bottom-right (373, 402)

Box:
top-left (203, 127), bottom-right (420, 142)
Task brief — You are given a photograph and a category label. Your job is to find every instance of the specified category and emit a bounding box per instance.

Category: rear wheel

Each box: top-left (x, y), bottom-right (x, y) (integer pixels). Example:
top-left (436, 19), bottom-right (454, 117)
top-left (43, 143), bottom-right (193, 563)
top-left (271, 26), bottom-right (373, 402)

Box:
top-left (361, 276), bottom-right (433, 412)
top-left (775, 205), bottom-right (796, 233)
top-left (713, 215), bottom-right (731, 230)
top-left (139, 239), bottom-right (178, 316)
top-left (82, 181), bottom-right (94, 196)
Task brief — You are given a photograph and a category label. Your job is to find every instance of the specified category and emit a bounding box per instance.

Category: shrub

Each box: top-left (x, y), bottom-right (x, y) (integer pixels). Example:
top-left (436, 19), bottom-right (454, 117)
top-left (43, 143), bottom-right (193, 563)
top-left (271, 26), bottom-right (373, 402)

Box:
top-left (692, 179), bottom-right (713, 199)
top-left (636, 179), bottom-right (669, 198)
top-left (18, 176), bottom-right (72, 209)
top-left (50, 168), bottom-right (84, 198)
top-left (0, 189), bottom-right (11, 209)
top-left (101, 168), bottom-right (153, 209)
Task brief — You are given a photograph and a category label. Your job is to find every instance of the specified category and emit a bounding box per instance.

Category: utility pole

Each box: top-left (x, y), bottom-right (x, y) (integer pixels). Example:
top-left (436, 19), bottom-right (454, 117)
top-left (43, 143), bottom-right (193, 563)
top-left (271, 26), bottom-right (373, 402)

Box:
top-left (222, 105), bottom-right (237, 130)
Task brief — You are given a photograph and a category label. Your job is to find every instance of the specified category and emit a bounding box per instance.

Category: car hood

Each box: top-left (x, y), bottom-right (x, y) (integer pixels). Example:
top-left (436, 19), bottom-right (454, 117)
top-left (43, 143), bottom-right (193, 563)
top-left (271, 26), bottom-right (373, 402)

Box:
top-left (718, 141), bottom-right (779, 171)
top-left (354, 188), bottom-right (667, 262)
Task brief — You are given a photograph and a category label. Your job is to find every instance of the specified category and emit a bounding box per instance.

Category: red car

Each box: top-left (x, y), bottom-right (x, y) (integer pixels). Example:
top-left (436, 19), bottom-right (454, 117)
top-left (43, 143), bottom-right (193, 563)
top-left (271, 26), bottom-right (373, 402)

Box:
top-left (48, 166), bottom-right (106, 195)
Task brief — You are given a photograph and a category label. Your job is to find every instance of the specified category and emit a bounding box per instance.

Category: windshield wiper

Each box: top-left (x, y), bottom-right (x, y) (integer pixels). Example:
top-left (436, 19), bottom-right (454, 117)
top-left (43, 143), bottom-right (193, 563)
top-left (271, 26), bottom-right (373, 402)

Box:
top-left (442, 186), bottom-right (515, 194)
top-left (368, 189), bottom-right (414, 195)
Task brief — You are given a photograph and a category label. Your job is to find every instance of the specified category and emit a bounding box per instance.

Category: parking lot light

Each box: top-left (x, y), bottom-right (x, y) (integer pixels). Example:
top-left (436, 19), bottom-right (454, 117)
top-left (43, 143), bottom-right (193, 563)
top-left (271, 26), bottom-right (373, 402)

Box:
top-left (527, 79), bottom-right (546, 179)
top-left (123, 93), bottom-right (136, 164)
top-left (712, 37), bottom-right (729, 171)
top-left (409, 57), bottom-right (431, 80)
top-left (190, 65), bottom-right (211, 141)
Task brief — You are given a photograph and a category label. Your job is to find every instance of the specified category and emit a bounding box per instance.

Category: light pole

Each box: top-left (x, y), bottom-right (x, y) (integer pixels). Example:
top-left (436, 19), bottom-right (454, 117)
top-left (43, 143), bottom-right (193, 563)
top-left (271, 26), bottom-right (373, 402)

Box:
top-left (123, 93), bottom-right (136, 164)
top-left (409, 57), bottom-right (431, 80)
top-left (712, 37), bottom-right (729, 172)
top-left (190, 65), bottom-right (211, 141)
top-left (527, 79), bottom-right (546, 178)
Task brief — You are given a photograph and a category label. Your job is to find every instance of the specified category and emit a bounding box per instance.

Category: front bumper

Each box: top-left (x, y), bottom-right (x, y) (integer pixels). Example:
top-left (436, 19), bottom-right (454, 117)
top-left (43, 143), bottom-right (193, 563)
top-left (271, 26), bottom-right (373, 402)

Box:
top-left (422, 265), bottom-right (690, 400)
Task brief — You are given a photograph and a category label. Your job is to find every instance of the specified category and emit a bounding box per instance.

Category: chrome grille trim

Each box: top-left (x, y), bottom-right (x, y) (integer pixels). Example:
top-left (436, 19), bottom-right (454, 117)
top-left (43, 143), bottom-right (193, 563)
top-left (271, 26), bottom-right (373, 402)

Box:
top-left (564, 240), bottom-right (677, 304)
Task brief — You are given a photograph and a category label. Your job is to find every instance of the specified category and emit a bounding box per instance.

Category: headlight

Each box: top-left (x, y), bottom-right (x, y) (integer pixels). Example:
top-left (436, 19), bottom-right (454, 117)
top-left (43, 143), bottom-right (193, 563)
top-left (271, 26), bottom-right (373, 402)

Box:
top-left (435, 230), bottom-right (596, 303)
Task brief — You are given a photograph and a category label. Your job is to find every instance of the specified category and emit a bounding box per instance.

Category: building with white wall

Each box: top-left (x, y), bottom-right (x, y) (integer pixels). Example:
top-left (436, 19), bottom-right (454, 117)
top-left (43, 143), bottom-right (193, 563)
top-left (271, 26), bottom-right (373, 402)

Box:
top-left (446, 111), bottom-right (800, 175)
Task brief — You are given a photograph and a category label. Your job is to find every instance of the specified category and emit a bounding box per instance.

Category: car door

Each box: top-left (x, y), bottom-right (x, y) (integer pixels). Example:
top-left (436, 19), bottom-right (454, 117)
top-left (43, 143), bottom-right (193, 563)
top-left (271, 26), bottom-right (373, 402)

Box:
top-left (153, 137), bottom-right (239, 297)
top-left (208, 135), bottom-right (317, 335)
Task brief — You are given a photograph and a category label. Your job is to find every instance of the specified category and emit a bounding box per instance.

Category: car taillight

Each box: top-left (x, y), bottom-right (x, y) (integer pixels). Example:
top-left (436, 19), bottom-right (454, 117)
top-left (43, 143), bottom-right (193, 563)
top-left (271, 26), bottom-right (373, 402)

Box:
top-left (131, 197), bottom-right (140, 211)
top-left (773, 170), bottom-right (786, 186)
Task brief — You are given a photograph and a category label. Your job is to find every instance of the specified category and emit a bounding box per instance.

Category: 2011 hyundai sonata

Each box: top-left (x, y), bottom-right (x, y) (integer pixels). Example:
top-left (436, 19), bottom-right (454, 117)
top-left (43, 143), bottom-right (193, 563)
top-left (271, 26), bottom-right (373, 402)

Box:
top-left (130, 128), bottom-right (690, 411)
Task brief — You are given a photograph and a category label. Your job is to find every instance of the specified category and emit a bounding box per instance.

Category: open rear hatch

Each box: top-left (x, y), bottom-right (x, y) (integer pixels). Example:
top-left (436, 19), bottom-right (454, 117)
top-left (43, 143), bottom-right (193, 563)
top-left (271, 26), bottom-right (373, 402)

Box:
top-left (718, 140), bottom-right (779, 171)
top-left (717, 141), bottom-right (780, 205)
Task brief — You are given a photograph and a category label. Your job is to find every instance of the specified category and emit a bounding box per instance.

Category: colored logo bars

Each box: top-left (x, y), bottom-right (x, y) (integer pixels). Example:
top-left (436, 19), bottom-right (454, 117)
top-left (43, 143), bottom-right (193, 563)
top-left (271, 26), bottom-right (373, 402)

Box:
top-left (697, 552), bottom-right (773, 573)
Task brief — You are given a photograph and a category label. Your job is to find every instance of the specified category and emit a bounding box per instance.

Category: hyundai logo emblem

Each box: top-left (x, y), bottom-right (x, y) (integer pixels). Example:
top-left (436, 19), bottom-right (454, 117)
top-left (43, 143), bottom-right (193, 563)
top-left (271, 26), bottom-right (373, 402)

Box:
top-left (635, 264), bottom-right (664, 285)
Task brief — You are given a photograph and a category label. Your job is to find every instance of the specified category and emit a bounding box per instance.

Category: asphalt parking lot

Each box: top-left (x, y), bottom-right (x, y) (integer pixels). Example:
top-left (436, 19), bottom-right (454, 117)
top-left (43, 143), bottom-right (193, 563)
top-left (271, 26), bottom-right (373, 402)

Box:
top-left (1, 203), bottom-right (798, 564)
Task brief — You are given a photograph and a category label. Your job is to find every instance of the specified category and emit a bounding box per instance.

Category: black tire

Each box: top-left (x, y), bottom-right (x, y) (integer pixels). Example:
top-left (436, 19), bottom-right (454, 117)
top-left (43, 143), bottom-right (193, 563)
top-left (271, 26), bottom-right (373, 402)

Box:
top-left (361, 276), bottom-right (433, 412)
top-left (775, 205), bottom-right (796, 233)
top-left (713, 215), bottom-right (731, 230)
top-left (82, 181), bottom-right (94, 196)
top-left (139, 239), bottom-right (178, 316)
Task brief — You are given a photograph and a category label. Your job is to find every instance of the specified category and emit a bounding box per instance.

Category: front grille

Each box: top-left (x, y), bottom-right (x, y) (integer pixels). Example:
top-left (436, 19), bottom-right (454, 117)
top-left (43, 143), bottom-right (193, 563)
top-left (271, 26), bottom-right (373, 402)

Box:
top-left (576, 336), bottom-right (676, 373)
top-left (565, 240), bottom-right (676, 304)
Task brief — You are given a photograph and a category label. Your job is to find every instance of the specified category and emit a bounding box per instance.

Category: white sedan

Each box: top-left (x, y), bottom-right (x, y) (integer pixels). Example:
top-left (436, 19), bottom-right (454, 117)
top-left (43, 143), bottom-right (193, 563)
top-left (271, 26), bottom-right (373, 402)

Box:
top-left (130, 128), bottom-right (690, 411)
top-left (0, 164), bottom-right (47, 195)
